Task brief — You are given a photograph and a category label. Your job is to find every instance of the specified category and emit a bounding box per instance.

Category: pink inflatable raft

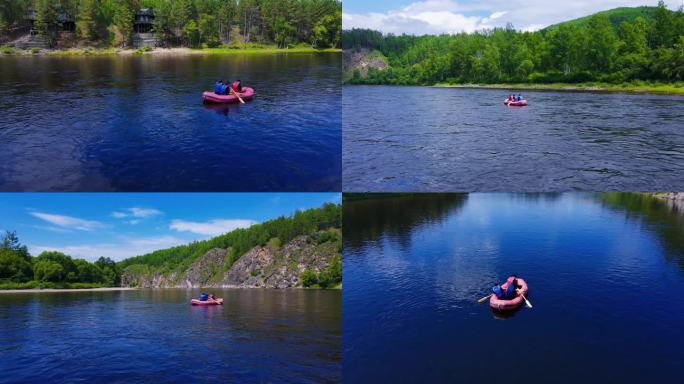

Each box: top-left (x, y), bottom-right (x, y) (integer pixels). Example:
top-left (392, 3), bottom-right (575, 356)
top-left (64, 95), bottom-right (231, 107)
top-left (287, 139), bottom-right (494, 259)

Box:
top-left (202, 87), bottom-right (255, 104)
top-left (191, 298), bottom-right (224, 306)
top-left (504, 99), bottom-right (528, 107)
top-left (490, 276), bottom-right (528, 311)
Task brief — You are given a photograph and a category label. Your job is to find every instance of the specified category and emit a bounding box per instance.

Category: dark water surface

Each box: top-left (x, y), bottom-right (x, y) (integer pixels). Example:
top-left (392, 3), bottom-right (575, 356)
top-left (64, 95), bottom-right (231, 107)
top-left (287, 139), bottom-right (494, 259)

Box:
top-left (0, 54), bottom-right (340, 191)
top-left (0, 289), bottom-right (341, 383)
top-left (343, 86), bottom-right (684, 192)
top-left (343, 193), bottom-right (684, 383)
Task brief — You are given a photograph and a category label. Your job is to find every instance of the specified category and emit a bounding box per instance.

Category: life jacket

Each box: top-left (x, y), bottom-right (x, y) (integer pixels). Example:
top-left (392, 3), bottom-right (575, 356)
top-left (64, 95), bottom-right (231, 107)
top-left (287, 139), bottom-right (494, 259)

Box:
top-left (504, 280), bottom-right (517, 299)
top-left (220, 84), bottom-right (229, 95)
top-left (232, 81), bottom-right (241, 92)
top-left (492, 285), bottom-right (504, 299)
top-left (199, 293), bottom-right (208, 301)
top-left (214, 82), bottom-right (223, 94)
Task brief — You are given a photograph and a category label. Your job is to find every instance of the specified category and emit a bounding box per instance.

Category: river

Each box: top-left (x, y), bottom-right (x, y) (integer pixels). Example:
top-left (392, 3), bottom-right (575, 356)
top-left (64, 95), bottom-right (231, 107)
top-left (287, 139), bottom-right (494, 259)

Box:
top-left (0, 289), bottom-right (341, 383)
top-left (343, 193), bottom-right (684, 383)
top-left (0, 53), bottom-right (341, 191)
top-left (343, 86), bottom-right (684, 192)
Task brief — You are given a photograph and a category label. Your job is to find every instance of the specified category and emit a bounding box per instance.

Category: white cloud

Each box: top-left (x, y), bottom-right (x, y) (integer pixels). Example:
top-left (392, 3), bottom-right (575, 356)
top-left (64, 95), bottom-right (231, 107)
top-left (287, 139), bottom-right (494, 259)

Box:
top-left (343, 0), bottom-right (667, 35)
top-left (30, 235), bottom-right (186, 261)
top-left (29, 211), bottom-right (104, 232)
top-left (170, 219), bottom-right (258, 236)
top-left (112, 207), bottom-right (163, 221)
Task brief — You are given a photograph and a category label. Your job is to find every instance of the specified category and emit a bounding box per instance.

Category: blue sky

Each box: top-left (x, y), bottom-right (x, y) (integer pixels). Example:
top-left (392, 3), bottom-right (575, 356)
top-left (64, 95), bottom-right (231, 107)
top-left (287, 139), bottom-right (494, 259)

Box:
top-left (0, 193), bottom-right (340, 262)
top-left (343, 0), bottom-right (674, 34)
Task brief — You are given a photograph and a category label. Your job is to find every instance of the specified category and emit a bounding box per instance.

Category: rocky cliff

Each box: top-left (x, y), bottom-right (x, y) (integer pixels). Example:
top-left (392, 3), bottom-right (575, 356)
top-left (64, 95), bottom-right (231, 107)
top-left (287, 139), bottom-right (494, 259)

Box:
top-left (343, 48), bottom-right (389, 82)
top-left (120, 231), bottom-right (341, 289)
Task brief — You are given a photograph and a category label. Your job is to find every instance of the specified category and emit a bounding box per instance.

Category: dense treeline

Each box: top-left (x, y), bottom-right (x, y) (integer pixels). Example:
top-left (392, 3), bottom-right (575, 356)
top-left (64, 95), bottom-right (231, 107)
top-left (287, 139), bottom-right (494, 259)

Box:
top-left (343, 2), bottom-right (684, 85)
top-left (118, 203), bottom-right (342, 274)
top-left (0, 231), bottom-right (121, 288)
top-left (0, 0), bottom-right (341, 48)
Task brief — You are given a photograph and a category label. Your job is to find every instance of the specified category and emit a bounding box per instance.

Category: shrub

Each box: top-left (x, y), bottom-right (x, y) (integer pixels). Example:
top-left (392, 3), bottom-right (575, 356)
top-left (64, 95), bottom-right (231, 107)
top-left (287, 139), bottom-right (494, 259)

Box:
top-left (300, 268), bottom-right (318, 287)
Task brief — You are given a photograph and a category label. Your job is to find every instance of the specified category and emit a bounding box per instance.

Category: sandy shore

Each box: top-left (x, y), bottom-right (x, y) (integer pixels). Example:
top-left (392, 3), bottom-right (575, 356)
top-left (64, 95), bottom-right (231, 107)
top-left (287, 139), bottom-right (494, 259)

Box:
top-left (0, 287), bottom-right (138, 294)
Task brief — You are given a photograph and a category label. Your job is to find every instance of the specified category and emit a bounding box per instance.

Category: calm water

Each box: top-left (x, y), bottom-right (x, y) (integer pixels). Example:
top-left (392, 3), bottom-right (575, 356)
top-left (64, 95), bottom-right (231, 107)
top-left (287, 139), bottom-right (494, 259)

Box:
top-left (0, 54), bottom-right (341, 191)
top-left (0, 289), bottom-right (341, 383)
top-left (343, 86), bottom-right (684, 192)
top-left (343, 193), bottom-right (684, 383)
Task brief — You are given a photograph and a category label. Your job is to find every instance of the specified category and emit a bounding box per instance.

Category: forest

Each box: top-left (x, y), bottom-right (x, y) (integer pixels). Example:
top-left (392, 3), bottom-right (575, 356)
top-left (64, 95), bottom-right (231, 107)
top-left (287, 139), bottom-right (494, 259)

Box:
top-left (0, 203), bottom-right (342, 289)
top-left (0, 0), bottom-right (341, 49)
top-left (343, 2), bottom-right (684, 85)
top-left (0, 231), bottom-right (121, 289)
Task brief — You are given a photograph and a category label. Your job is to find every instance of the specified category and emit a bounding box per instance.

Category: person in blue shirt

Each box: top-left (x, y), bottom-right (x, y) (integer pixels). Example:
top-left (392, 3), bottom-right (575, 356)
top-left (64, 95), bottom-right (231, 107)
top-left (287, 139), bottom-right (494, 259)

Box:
top-left (214, 80), bottom-right (225, 95)
top-left (516, 94), bottom-right (522, 101)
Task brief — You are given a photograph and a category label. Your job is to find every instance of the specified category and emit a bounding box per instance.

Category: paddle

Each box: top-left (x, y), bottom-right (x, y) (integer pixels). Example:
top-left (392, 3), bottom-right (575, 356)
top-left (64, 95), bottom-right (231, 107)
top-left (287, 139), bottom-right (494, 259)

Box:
top-left (519, 291), bottom-right (533, 308)
top-left (477, 293), bottom-right (493, 303)
top-left (231, 87), bottom-right (245, 104)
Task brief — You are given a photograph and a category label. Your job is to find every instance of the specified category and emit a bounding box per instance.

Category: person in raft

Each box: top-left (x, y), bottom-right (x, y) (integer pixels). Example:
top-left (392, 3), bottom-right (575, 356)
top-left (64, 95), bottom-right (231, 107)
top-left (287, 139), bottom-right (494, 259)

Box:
top-left (516, 94), bottom-right (522, 101)
top-left (214, 80), bottom-right (225, 95)
top-left (231, 80), bottom-right (243, 94)
top-left (492, 275), bottom-right (520, 299)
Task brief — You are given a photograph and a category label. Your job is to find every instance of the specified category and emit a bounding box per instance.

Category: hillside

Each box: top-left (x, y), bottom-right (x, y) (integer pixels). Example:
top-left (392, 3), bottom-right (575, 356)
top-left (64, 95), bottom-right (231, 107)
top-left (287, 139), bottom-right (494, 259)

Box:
top-left (542, 6), bottom-right (661, 31)
top-left (118, 203), bottom-right (342, 289)
top-left (342, 2), bottom-right (684, 87)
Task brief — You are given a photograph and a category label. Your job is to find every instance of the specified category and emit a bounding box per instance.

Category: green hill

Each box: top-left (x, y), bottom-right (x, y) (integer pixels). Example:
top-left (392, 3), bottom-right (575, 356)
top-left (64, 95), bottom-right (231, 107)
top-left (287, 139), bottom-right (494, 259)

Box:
top-left (543, 6), bottom-right (661, 31)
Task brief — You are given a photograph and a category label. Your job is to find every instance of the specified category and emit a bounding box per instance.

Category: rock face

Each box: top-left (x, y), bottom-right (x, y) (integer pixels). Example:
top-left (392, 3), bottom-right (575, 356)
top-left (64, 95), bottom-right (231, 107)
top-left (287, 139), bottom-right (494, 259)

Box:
top-left (120, 233), bottom-right (339, 289)
top-left (343, 48), bottom-right (389, 80)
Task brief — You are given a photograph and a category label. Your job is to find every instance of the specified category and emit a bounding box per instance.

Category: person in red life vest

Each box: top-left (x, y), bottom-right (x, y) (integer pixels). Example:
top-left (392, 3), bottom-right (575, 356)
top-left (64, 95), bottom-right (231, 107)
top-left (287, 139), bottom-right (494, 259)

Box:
top-left (231, 80), bottom-right (243, 94)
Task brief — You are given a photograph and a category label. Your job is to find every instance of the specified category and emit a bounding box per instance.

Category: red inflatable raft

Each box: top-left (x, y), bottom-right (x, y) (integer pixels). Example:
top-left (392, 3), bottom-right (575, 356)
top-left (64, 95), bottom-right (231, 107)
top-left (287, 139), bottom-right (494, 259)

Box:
top-left (202, 87), bottom-right (255, 104)
top-left (191, 298), bottom-right (224, 306)
top-left (504, 99), bottom-right (528, 107)
top-left (490, 277), bottom-right (528, 311)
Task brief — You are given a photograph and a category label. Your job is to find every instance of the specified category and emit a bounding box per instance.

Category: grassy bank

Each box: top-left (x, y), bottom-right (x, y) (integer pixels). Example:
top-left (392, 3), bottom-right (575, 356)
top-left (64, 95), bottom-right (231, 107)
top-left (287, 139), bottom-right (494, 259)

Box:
top-left (0, 281), bottom-right (115, 290)
top-left (434, 81), bottom-right (684, 95)
top-left (1, 45), bottom-right (340, 57)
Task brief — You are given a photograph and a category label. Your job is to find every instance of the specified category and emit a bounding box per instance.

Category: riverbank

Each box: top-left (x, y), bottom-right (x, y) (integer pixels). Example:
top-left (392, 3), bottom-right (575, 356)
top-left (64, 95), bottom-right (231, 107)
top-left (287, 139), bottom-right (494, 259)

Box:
top-left (434, 82), bottom-right (684, 96)
top-left (1, 45), bottom-right (340, 57)
top-left (0, 287), bottom-right (137, 294)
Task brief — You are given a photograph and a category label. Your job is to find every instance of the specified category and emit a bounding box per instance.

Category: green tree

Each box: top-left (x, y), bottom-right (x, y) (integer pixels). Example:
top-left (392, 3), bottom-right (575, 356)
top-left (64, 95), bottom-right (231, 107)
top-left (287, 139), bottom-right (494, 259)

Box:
top-left (183, 19), bottom-right (198, 47)
top-left (113, 0), bottom-right (134, 47)
top-left (586, 14), bottom-right (618, 73)
top-left (651, 0), bottom-right (676, 48)
top-left (33, 259), bottom-right (65, 282)
top-left (0, 248), bottom-right (32, 282)
top-left (77, 0), bottom-right (98, 40)
top-left (34, 0), bottom-right (60, 46)
top-left (300, 268), bottom-right (318, 287)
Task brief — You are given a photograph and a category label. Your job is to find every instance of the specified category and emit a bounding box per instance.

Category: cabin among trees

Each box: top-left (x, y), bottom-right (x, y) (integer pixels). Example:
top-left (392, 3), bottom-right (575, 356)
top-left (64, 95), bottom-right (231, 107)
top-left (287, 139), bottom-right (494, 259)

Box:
top-left (132, 8), bottom-right (156, 48)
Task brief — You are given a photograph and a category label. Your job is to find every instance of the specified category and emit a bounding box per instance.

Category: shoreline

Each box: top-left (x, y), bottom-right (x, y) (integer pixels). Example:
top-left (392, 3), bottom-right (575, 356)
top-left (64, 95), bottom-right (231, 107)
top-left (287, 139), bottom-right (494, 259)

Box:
top-left (1, 46), bottom-right (341, 57)
top-left (0, 287), bottom-right (138, 294)
top-left (0, 286), bottom-right (341, 293)
top-left (433, 82), bottom-right (684, 96)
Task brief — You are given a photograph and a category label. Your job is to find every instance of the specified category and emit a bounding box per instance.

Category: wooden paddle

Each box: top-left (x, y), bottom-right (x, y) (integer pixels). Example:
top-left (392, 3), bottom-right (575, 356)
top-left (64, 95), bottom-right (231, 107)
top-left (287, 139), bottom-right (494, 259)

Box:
top-left (519, 291), bottom-right (533, 308)
top-left (231, 87), bottom-right (245, 104)
top-left (478, 293), bottom-right (493, 303)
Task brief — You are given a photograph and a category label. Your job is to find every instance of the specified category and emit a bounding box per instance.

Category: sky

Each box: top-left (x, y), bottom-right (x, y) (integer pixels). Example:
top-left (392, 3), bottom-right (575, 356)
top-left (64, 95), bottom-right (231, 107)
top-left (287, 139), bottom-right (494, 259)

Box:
top-left (0, 193), bottom-right (340, 262)
top-left (343, 0), bottom-right (678, 34)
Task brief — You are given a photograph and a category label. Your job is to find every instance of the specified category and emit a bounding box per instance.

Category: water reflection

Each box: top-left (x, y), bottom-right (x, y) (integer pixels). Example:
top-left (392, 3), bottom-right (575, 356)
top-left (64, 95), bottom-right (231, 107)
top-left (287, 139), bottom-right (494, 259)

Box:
top-left (343, 193), bottom-right (468, 250)
top-left (598, 193), bottom-right (684, 269)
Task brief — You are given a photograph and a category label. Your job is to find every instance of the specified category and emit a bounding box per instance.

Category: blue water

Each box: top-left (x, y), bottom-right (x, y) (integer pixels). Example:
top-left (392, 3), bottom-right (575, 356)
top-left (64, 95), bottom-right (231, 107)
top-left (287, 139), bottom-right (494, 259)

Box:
top-left (343, 86), bottom-right (684, 192)
top-left (343, 193), bottom-right (684, 383)
top-left (0, 54), bottom-right (341, 191)
top-left (0, 289), bottom-right (341, 383)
